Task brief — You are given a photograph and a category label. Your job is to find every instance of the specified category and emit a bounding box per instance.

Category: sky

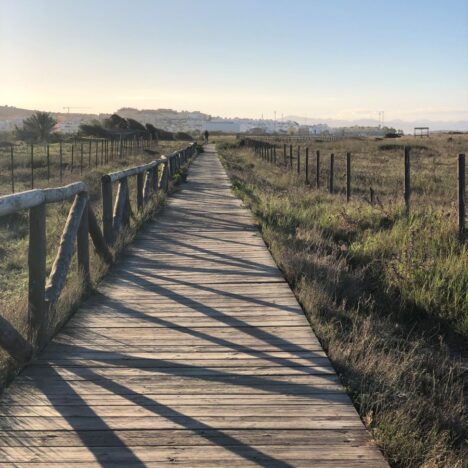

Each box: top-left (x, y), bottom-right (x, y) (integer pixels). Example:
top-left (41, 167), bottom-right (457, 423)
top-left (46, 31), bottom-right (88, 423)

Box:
top-left (0, 0), bottom-right (467, 122)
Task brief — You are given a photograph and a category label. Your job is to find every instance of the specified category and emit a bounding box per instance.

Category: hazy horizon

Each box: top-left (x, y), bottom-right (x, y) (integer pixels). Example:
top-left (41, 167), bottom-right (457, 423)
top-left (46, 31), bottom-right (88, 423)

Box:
top-left (1, 0), bottom-right (467, 122)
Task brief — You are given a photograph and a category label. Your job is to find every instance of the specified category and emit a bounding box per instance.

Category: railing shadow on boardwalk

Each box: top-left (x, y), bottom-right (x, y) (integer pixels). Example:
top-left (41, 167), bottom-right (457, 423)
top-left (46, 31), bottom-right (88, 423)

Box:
top-left (33, 361), bottom-right (301, 467)
top-left (23, 259), bottom-right (344, 465)
top-left (29, 334), bottom-right (341, 467)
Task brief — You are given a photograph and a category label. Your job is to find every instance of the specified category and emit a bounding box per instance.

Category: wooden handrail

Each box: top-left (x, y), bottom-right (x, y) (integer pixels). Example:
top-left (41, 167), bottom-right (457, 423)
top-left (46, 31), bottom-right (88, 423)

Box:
top-left (102, 160), bottom-right (162, 184)
top-left (0, 182), bottom-right (85, 216)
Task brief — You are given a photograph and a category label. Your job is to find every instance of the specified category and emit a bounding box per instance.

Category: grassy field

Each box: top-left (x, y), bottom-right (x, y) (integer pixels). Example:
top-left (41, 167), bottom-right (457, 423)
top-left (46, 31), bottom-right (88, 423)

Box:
top-left (0, 140), bottom-right (194, 388)
top-left (215, 134), bottom-right (466, 467)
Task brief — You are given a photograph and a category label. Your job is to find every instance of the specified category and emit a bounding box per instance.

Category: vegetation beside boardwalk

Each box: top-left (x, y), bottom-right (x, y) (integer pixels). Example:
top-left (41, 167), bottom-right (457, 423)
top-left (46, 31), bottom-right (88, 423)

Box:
top-left (216, 137), bottom-right (466, 467)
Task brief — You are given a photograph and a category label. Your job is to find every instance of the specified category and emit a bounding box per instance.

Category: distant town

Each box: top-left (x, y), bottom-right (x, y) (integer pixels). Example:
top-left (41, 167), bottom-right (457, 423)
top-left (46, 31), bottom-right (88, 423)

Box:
top-left (1, 105), bottom-right (467, 138)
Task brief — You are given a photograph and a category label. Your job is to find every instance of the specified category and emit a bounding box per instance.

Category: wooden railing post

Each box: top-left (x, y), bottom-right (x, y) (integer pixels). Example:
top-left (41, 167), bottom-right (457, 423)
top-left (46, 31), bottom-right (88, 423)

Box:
top-left (305, 148), bottom-right (309, 184)
top-left (77, 195), bottom-right (90, 287)
top-left (346, 152), bottom-right (351, 202)
top-left (161, 160), bottom-right (169, 192)
top-left (404, 146), bottom-right (411, 214)
top-left (137, 172), bottom-right (144, 210)
top-left (458, 153), bottom-right (466, 240)
top-left (28, 202), bottom-right (47, 348)
top-left (289, 145), bottom-right (293, 169)
top-left (113, 178), bottom-right (129, 234)
top-left (101, 177), bottom-right (113, 245)
top-left (329, 153), bottom-right (334, 194)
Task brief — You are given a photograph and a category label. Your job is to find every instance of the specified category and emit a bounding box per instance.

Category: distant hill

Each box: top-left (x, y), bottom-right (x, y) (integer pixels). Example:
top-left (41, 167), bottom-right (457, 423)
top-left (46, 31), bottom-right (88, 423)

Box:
top-left (2, 105), bottom-right (467, 134)
top-left (0, 105), bottom-right (100, 122)
top-left (0, 105), bottom-right (35, 120)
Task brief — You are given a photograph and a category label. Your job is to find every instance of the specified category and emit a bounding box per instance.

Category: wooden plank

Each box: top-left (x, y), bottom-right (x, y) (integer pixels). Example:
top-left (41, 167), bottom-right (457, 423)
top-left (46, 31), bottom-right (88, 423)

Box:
top-left (0, 416), bottom-right (364, 431)
top-left (0, 445), bottom-right (386, 464)
top-left (1, 404), bottom-right (359, 418)
top-left (1, 393), bottom-right (352, 407)
top-left (0, 428), bottom-right (371, 447)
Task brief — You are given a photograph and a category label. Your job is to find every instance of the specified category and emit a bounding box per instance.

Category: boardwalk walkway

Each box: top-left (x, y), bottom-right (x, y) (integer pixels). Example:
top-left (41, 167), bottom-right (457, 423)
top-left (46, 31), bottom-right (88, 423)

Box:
top-left (0, 145), bottom-right (386, 466)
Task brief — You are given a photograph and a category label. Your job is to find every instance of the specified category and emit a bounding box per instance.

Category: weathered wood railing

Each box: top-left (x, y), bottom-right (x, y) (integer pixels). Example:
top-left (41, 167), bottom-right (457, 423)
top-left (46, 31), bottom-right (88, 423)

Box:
top-left (0, 142), bottom-right (197, 363)
top-left (0, 182), bottom-right (111, 359)
top-left (101, 143), bottom-right (196, 244)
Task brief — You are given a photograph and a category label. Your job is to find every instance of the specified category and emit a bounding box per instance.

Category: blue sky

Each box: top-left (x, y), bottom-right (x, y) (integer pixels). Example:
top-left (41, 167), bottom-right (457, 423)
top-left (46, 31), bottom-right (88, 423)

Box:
top-left (0, 0), bottom-right (467, 121)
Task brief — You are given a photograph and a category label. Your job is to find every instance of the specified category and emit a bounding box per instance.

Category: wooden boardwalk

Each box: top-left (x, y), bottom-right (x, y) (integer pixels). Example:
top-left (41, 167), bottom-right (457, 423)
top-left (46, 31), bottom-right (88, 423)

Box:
top-left (0, 145), bottom-right (386, 466)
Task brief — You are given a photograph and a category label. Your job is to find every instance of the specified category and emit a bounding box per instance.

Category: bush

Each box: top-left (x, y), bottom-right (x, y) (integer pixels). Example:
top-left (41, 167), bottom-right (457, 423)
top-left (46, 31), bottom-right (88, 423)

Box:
top-left (174, 132), bottom-right (193, 141)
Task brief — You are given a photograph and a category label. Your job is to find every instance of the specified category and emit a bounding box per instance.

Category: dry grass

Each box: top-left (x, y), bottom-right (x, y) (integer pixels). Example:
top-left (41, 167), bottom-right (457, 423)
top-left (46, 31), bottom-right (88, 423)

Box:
top-left (217, 138), bottom-right (466, 467)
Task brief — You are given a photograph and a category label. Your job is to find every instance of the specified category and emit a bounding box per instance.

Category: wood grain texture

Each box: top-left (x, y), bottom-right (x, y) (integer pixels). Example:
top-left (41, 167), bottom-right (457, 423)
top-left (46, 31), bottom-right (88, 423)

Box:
top-left (0, 145), bottom-right (386, 466)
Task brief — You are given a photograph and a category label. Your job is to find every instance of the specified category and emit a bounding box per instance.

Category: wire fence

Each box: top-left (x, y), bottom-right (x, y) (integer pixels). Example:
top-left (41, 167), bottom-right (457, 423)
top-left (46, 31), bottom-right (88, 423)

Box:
top-left (244, 137), bottom-right (467, 240)
top-left (0, 135), bottom-right (157, 195)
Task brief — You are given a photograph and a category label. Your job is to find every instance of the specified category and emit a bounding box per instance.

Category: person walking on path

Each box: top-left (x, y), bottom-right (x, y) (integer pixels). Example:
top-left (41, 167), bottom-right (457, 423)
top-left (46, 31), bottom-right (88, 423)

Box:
top-left (203, 130), bottom-right (209, 144)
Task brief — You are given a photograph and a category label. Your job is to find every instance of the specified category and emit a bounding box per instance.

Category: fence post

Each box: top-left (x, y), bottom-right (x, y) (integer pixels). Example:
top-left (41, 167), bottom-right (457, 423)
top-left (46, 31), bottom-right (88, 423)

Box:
top-left (458, 153), bottom-right (466, 240)
top-left (283, 144), bottom-right (286, 164)
top-left (404, 146), bottom-right (411, 214)
top-left (46, 144), bottom-right (50, 182)
top-left (10, 145), bottom-right (14, 193)
top-left (289, 145), bottom-right (293, 169)
top-left (88, 141), bottom-right (92, 167)
top-left (274, 146), bottom-right (277, 164)
top-left (329, 153), bottom-right (334, 194)
top-left (59, 142), bottom-right (63, 183)
top-left (305, 148), bottom-right (309, 184)
top-left (101, 177), bottom-right (113, 245)
top-left (346, 152), bottom-right (351, 202)
top-left (28, 202), bottom-right (47, 348)
top-left (77, 196), bottom-right (90, 287)
top-left (316, 150), bottom-right (320, 188)
top-left (30, 144), bottom-right (34, 189)
top-left (297, 146), bottom-right (300, 174)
